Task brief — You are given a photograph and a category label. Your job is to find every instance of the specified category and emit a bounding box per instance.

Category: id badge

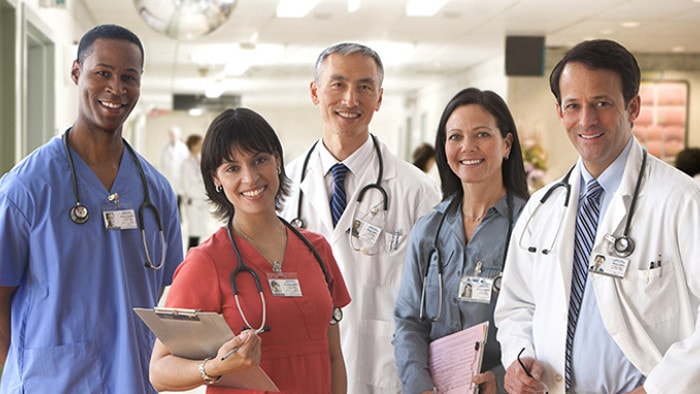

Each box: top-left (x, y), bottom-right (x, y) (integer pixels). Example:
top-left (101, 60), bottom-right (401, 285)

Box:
top-left (458, 276), bottom-right (493, 304)
top-left (266, 272), bottom-right (303, 297)
top-left (588, 253), bottom-right (629, 278)
top-left (102, 209), bottom-right (138, 230)
top-left (351, 219), bottom-right (383, 245)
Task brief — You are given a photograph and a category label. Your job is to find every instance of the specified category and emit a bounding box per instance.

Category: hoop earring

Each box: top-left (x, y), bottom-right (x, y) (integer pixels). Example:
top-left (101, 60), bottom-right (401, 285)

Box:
top-left (216, 185), bottom-right (223, 193)
top-left (277, 167), bottom-right (281, 175)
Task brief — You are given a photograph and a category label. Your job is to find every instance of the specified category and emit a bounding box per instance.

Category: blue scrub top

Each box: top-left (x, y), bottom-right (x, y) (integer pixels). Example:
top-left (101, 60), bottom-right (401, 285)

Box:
top-left (0, 135), bottom-right (183, 393)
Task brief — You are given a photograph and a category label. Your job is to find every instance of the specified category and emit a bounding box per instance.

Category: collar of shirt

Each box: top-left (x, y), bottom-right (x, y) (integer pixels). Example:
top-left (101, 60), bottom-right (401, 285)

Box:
top-left (318, 135), bottom-right (375, 193)
top-left (577, 137), bottom-right (633, 217)
top-left (318, 135), bottom-right (374, 175)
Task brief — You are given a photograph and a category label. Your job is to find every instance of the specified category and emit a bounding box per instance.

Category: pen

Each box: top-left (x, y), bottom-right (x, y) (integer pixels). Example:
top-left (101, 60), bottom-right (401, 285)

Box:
top-left (221, 346), bottom-right (240, 361)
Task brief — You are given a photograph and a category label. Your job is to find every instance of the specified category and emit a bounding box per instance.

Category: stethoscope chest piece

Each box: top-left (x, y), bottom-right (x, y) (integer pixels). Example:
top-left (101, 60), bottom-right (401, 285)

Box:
top-left (70, 203), bottom-right (89, 224)
top-left (290, 218), bottom-right (304, 228)
top-left (613, 235), bottom-right (635, 257)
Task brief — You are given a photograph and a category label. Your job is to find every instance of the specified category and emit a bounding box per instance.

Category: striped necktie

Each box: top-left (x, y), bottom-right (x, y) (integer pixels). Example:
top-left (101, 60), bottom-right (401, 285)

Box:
top-left (330, 163), bottom-right (349, 228)
top-left (565, 179), bottom-right (603, 390)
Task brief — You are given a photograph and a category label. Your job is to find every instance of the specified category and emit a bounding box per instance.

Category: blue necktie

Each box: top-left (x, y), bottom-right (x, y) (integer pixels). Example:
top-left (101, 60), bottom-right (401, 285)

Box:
top-left (330, 163), bottom-right (349, 228)
top-left (565, 179), bottom-right (603, 390)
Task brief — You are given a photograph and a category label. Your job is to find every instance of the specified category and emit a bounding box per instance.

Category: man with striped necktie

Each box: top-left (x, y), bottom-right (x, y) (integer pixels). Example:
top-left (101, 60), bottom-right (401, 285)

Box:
top-left (495, 39), bottom-right (700, 394)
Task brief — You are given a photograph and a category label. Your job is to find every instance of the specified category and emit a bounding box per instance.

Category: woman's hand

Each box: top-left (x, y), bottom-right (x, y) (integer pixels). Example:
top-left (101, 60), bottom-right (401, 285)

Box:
top-left (206, 330), bottom-right (262, 377)
top-left (473, 370), bottom-right (497, 394)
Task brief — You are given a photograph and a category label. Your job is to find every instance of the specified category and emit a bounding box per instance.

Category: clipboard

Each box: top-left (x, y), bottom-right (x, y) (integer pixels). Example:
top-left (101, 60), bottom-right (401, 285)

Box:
top-left (428, 321), bottom-right (489, 394)
top-left (134, 307), bottom-right (279, 391)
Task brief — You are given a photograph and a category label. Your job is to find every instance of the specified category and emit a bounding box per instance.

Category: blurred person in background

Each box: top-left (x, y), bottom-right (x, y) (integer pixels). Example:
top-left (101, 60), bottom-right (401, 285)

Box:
top-left (180, 134), bottom-right (211, 249)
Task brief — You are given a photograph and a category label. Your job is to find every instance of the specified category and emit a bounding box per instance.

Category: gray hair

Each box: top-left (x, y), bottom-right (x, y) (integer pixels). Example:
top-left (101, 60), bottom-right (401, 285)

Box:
top-left (314, 42), bottom-right (384, 86)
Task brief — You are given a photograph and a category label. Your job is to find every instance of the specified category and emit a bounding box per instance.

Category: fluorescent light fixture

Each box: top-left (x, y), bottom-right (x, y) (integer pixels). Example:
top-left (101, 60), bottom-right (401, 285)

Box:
top-left (188, 108), bottom-right (204, 116)
top-left (348, 0), bottom-right (360, 13)
top-left (276, 0), bottom-right (321, 18)
top-left (406, 0), bottom-right (449, 16)
top-left (205, 82), bottom-right (225, 98)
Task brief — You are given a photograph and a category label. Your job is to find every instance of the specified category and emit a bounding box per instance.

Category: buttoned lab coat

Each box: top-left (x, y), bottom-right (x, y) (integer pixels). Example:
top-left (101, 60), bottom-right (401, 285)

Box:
top-left (494, 139), bottom-right (700, 394)
top-left (280, 137), bottom-right (441, 393)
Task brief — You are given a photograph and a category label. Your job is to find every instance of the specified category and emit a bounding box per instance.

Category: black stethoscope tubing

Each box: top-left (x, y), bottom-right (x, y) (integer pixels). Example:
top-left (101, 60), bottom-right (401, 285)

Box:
top-left (227, 215), bottom-right (341, 329)
top-left (523, 149), bottom-right (647, 257)
top-left (419, 192), bottom-right (514, 322)
top-left (63, 128), bottom-right (166, 270)
top-left (291, 134), bottom-right (386, 228)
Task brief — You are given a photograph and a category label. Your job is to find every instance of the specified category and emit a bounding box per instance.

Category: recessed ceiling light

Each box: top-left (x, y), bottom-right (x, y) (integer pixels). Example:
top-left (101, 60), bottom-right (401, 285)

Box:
top-left (276, 0), bottom-right (320, 18)
top-left (406, 0), bottom-right (449, 16)
top-left (621, 21), bottom-right (640, 28)
top-left (348, 0), bottom-right (360, 13)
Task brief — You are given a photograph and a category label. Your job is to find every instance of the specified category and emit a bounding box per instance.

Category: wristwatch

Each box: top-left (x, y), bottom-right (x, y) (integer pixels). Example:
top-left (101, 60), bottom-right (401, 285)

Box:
top-left (198, 357), bottom-right (222, 385)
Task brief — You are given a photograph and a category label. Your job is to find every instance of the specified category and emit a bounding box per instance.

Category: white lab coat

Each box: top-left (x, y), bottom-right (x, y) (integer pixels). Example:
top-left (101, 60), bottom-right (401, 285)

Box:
top-left (494, 139), bottom-right (700, 394)
top-left (280, 137), bottom-right (441, 393)
top-left (179, 154), bottom-right (210, 238)
top-left (160, 140), bottom-right (189, 195)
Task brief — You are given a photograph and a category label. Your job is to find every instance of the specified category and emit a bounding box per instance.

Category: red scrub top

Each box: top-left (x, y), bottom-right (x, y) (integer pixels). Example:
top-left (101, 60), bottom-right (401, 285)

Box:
top-left (166, 225), bottom-right (351, 393)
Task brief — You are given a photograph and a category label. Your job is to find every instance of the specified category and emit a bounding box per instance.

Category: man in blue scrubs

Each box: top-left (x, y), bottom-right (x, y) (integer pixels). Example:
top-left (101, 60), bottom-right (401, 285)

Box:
top-left (0, 25), bottom-right (183, 393)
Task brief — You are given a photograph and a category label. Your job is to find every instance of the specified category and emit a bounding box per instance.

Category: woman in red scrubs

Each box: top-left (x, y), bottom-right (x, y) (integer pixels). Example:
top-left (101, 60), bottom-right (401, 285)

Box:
top-left (149, 107), bottom-right (351, 393)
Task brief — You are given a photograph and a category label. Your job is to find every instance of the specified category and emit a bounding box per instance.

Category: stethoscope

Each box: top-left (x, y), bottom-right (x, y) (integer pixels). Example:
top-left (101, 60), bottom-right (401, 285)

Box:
top-left (227, 215), bottom-right (343, 332)
top-left (419, 192), bottom-right (514, 322)
top-left (63, 129), bottom-right (166, 270)
top-left (518, 148), bottom-right (647, 258)
top-left (291, 135), bottom-right (388, 254)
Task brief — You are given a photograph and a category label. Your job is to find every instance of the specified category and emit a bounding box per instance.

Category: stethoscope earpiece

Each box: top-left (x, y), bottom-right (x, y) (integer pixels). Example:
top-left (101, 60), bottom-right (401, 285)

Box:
top-left (70, 204), bottom-right (89, 224)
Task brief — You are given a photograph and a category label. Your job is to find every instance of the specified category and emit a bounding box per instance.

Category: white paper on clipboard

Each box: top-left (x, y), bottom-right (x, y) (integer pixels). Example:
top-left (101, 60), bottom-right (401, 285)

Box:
top-left (429, 321), bottom-right (488, 394)
top-left (134, 307), bottom-right (279, 391)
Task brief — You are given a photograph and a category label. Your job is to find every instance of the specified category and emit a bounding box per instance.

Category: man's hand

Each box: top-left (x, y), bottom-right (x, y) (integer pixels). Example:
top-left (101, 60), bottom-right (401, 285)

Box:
top-left (504, 358), bottom-right (548, 394)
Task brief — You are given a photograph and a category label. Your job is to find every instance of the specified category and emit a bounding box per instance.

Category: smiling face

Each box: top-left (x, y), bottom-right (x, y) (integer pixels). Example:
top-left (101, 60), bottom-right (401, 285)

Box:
top-left (212, 147), bottom-right (281, 218)
top-left (444, 104), bottom-right (512, 188)
top-left (71, 38), bottom-right (142, 134)
top-left (556, 62), bottom-right (640, 177)
top-left (310, 52), bottom-right (383, 144)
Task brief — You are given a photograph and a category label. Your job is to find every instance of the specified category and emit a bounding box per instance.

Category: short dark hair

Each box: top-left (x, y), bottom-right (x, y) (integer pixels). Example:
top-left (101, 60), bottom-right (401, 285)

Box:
top-left (434, 88), bottom-right (529, 201)
top-left (200, 107), bottom-right (291, 220)
top-left (77, 24), bottom-right (144, 68)
top-left (675, 147), bottom-right (700, 177)
top-left (549, 39), bottom-right (640, 106)
top-left (411, 143), bottom-right (435, 172)
top-left (185, 134), bottom-right (203, 151)
top-left (314, 42), bottom-right (384, 85)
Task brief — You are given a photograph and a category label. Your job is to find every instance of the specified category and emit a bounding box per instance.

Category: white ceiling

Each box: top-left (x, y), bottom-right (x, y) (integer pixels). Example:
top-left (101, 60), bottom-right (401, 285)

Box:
top-left (81, 0), bottom-right (700, 108)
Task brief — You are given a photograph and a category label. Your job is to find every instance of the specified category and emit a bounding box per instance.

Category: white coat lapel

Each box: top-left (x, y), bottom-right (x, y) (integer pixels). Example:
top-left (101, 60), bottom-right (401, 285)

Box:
top-left (299, 154), bottom-right (334, 236)
top-left (590, 140), bottom-right (661, 374)
top-left (556, 165), bottom-right (583, 298)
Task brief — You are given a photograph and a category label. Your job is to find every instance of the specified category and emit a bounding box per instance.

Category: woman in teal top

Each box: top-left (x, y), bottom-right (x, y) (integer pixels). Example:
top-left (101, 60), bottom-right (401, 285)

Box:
top-left (393, 88), bottom-right (529, 394)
